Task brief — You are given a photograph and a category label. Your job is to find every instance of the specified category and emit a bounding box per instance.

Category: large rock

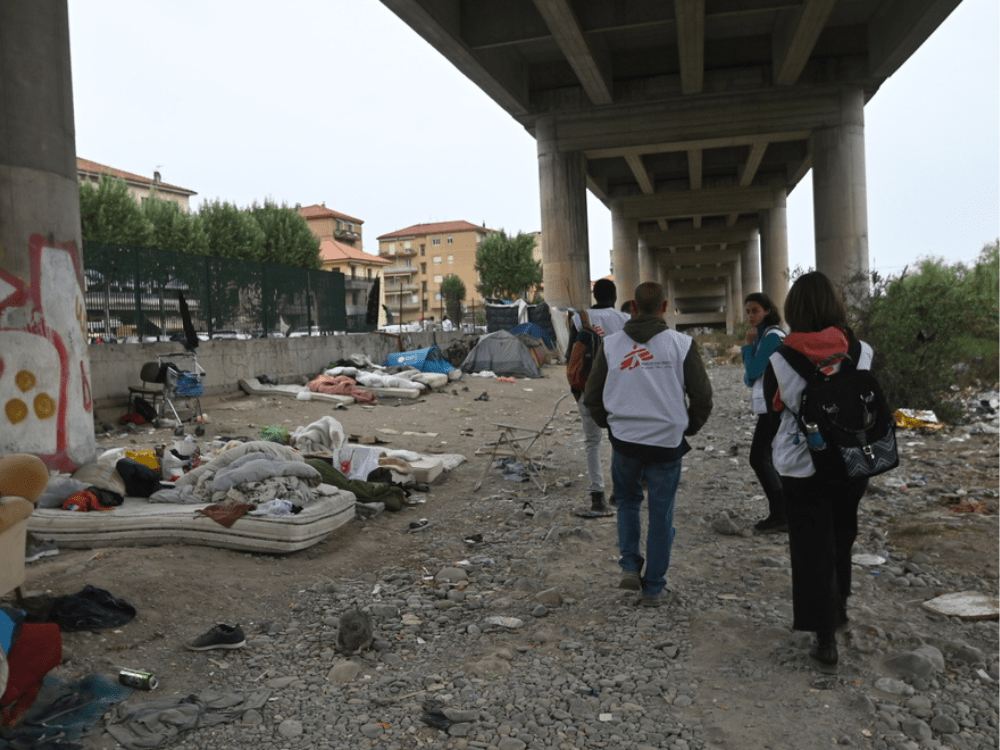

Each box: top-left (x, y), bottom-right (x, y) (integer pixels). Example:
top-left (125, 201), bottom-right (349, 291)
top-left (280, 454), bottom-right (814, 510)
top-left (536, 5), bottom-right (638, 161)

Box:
top-left (336, 608), bottom-right (374, 654)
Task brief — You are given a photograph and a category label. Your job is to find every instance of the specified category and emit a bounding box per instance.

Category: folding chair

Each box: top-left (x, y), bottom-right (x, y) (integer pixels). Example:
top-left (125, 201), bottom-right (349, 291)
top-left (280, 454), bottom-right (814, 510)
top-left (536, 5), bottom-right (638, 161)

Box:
top-left (473, 394), bottom-right (568, 493)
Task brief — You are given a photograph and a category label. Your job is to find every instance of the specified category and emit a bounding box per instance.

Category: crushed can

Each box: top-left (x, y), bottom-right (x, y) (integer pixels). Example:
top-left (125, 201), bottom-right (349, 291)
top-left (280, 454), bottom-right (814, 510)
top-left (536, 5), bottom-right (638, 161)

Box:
top-left (118, 668), bottom-right (158, 690)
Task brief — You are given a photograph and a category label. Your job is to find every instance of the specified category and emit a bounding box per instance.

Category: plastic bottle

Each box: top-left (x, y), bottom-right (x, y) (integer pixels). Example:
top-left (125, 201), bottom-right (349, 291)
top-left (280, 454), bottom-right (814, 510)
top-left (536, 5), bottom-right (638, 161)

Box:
top-left (804, 422), bottom-right (826, 450)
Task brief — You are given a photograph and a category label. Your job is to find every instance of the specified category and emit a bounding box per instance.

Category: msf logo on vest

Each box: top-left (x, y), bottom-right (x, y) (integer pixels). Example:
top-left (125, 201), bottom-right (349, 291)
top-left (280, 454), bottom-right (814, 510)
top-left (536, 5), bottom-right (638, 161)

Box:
top-left (619, 345), bottom-right (654, 370)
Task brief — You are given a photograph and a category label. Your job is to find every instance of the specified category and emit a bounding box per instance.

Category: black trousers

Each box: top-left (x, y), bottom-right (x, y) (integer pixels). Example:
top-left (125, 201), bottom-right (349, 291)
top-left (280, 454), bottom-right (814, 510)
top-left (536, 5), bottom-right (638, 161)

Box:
top-left (782, 473), bottom-right (868, 632)
top-left (749, 414), bottom-right (785, 520)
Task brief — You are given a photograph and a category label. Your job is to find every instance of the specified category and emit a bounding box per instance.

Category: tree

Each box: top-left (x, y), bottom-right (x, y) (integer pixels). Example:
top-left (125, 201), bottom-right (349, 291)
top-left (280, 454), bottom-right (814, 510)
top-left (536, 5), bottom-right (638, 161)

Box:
top-left (199, 200), bottom-right (265, 260)
top-left (141, 195), bottom-right (209, 255)
top-left (440, 274), bottom-right (466, 325)
top-left (474, 230), bottom-right (542, 300)
top-left (79, 174), bottom-right (155, 247)
top-left (250, 201), bottom-right (321, 268)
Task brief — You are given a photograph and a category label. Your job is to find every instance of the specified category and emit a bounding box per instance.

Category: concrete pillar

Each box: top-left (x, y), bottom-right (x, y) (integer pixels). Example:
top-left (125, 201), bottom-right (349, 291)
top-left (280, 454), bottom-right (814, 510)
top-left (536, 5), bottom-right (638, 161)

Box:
top-left (610, 199), bottom-right (639, 302)
top-left (664, 276), bottom-right (676, 328)
top-left (537, 116), bottom-right (590, 309)
top-left (741, 234), bottom-right (761, 300)
top-left (637, 236), bottom-right (654, 288)
top-left (724, 273), bottom-right (734, 334)
top-left (0, 1), bottom-right (95, 471)
top-left (731, 255), bottom-right (744, 326)
top-left (759, 187), bottom-right (789, 316)
top-left (811, 87), bottom-right (869, 292)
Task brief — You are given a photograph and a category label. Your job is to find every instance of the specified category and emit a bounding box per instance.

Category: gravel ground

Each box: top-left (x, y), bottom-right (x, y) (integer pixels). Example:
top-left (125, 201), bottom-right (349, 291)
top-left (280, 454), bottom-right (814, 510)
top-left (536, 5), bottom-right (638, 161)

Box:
top-left (17, 360), bottom-right (1000, 750)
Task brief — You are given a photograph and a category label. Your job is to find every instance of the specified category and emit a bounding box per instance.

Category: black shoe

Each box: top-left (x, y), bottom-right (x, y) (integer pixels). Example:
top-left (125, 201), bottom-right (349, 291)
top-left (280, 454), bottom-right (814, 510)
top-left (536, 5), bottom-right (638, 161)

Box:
top-left (809, 631), bottom-right (838, 666)
top-left (589, 491), bottom-right (608, 514)
top-left (185, 623), bottom-right (246, 651)
top-left (753, 516), bottom-right (788, 533)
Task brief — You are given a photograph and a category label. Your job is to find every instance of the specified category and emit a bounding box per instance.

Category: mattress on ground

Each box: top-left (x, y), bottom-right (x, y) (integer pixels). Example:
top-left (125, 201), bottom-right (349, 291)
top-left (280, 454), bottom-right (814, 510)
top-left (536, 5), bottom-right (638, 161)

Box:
top-left (27, 486), bottom-right (356, 554)
top-left (239, 378), bottom-right (354, 405)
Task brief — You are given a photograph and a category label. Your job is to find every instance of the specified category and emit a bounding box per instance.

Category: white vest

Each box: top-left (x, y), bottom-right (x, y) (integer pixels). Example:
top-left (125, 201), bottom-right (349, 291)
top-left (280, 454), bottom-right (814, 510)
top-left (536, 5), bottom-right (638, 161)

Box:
top-left (572, 308), bottom-right (630, 338)
top-left (602, 329), bottom-right (692, 449)
top-left (768, 340), bottom-right (874, 477)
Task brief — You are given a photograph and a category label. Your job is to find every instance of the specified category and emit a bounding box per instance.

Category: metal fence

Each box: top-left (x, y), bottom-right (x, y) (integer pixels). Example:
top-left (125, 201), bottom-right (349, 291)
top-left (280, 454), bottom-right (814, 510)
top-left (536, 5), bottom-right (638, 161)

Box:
top-left (83, 241), bottom-right (376, 342)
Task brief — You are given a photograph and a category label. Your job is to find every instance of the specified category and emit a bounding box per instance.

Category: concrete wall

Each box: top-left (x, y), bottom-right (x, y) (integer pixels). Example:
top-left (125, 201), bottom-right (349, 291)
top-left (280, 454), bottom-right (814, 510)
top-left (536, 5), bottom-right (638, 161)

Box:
top-left (89, 331), bottom-right (470, 423)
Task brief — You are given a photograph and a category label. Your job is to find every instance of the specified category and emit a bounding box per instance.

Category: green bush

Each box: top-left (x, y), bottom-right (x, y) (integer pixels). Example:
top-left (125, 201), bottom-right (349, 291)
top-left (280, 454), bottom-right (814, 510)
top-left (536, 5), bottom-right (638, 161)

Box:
top-left (856, 241), bottom-right (999, 423)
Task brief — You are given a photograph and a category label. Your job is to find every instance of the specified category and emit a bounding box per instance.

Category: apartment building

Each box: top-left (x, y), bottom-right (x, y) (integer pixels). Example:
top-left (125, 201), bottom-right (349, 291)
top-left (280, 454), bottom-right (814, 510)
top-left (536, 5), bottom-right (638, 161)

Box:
top-left (298, 204), bottom-right (388, 323)
top-left (376, 220), bottom-right (493, 325)
top-left (77, 158), bottom-right (197, 212)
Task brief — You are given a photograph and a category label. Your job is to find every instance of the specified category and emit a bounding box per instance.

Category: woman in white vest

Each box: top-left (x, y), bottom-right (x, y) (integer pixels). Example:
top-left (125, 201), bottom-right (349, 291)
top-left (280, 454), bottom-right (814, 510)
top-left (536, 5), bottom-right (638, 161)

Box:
top-left (764, 272), bottom-right (872, 668)
top-left (740, 292), bottom-right (787, 533)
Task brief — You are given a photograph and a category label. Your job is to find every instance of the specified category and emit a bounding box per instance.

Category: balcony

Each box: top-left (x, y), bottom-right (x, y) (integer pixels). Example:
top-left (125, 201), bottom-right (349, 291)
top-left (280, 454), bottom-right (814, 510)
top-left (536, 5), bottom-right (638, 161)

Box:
top-left (334, 228), bottom-right (360, 241)
top-left (383, 265), bottom-right (416, 276)
top-left (385, 282), bottom-right (419, 293)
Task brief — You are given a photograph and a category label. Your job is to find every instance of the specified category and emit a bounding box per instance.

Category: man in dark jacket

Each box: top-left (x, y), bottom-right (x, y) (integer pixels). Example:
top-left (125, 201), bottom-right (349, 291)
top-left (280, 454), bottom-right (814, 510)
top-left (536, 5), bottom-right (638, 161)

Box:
top-left (584, 282), bottom-right (713, 606)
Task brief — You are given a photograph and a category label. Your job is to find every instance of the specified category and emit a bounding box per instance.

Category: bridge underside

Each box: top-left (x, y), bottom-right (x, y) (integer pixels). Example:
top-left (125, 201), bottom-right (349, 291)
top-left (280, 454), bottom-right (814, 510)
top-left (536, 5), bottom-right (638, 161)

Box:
top-left (382, 0), bottom-right (961, 328)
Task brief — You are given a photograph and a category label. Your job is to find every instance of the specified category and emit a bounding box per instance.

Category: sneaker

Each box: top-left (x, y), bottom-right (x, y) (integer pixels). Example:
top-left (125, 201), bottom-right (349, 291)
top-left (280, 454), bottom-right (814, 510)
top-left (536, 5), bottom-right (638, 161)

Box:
top-left (639, 590), bottom-right (666, 608)
top-left (25, 540), bottom-right (59, 563)
top-left (184, 623), bottom-right (246, 651)
top-left (589, 491), bottom-right (607, 513)
top-left (618, 571), bottom-right (641, 591)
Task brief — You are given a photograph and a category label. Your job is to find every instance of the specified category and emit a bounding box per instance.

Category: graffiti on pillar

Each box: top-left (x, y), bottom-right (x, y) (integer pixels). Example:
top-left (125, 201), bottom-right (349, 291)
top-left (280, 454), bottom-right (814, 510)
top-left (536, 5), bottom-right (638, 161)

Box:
top-left (0, 234), bottom-right (92, 471)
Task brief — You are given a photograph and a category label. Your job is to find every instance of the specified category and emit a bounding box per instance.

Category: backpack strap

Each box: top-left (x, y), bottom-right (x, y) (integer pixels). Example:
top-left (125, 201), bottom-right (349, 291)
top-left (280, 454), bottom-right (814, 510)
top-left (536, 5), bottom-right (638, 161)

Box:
top-left (578, 309), bottom-right (592, 330)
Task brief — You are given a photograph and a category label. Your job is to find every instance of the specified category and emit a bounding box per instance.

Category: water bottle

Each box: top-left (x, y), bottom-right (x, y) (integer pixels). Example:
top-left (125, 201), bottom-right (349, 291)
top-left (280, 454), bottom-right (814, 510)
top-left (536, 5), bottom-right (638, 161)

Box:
top-left (805, 422), bottom-right (825, 450)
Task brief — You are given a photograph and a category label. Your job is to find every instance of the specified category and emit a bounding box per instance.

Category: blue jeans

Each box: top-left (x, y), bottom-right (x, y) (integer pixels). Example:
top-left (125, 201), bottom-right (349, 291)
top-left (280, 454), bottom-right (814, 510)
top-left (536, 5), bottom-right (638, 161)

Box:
top-left (613, 450), bottom-right (682, 596)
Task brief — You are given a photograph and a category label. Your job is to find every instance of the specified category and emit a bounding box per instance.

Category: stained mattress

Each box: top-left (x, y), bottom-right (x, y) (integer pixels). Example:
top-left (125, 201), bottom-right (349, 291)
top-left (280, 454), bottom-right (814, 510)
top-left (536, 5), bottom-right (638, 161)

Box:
top-left (27, 486), bottom-right (355, 554)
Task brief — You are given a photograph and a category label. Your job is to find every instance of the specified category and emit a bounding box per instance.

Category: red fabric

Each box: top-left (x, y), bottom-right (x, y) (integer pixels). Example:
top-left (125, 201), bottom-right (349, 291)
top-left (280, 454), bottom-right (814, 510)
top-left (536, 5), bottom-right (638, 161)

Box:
top-left (307, 374), bottom-right (378, 404)
top-left (1, 623), bottom-right (62, 726)
top-left (196, 503), bottom-right (253, 527)
top-left (119, 413), bottom-right (147, 425)
top-left (772, 327), bottom-right (851, 412)
top-left (62, 491), bottom-right (117, 512)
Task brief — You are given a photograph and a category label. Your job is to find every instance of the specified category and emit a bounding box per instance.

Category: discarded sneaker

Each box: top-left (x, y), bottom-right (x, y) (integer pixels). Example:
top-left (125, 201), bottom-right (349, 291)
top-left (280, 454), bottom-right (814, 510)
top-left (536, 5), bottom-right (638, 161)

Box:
top-left (25, 540), bottom-right (59, 563)
top-left (184, 623), bottom-right (246, 651)
top-left (408, 518), bottom-right (431, 532)
top-left (618, 570), bottom-right (641, 591)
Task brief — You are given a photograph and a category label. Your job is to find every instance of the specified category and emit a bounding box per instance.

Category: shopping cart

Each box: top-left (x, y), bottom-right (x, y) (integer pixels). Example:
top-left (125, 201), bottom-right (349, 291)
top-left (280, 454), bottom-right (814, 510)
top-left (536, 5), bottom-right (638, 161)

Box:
top-left (156, 351), bottom-right (205, 433)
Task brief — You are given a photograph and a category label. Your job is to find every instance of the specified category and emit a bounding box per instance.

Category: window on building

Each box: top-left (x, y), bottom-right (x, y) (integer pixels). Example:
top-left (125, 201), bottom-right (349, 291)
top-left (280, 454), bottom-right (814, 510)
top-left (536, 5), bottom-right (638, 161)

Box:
top-left (447, 236), bottom-right (454, 244)
top-left (447, 255), bottom-right (454, 264)
top-left (420, 262), bottom-right (427, 274)
top-left (435, 292), bottom-right (443, 301)
top-left (388, 243), bottom-right (395, 254)
top-left (420, 244), bottom-right (425, 256)
top-left (433, 275), bottom-right (443, 283)
top-left (404, 241), bottom-right (412, 249)
top-left (421, 281), bottom-right (427, 293)
top-left (432, 238), bottom-right (441, 246)
top-left (433, 256), bottom-right (442, 264)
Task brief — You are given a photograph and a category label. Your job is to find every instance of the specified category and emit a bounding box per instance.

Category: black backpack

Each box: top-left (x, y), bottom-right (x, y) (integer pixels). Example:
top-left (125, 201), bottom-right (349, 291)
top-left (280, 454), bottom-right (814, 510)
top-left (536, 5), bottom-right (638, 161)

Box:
top-left (777, 338), bottom-right (899, 479)
top-left (566, 310), bottom-right (600, 395)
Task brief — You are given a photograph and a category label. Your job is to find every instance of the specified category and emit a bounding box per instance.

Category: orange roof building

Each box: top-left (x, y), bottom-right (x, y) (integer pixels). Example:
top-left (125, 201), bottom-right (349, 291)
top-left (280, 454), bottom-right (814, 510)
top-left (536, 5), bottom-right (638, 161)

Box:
top-left (77, 157), bottom-right (197, 212)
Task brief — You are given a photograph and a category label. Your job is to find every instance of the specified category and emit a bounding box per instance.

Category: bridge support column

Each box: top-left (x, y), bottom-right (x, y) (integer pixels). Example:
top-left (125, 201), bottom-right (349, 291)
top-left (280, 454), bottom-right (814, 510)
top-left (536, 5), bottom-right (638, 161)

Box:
top-left (725, 273), bottom-right (735, 334)
top-left (741, 233), bottom-right (761, 300)
top-left (731, 256), bottom-right (743, 328)
top-left (812, 88), bottom-right (869, 294)
top-left (610, 199), bottom-right (639, 301)
top-left (537, 116), bottom-right (590, 309)
top-left (664, 276), bottom-right (676, 328)
top-left (759, 187), bottom-right (789, 315)
top-left (637, 236), bottom-right (654, 289)
top-left (0, 0), bottom-right (95, 471)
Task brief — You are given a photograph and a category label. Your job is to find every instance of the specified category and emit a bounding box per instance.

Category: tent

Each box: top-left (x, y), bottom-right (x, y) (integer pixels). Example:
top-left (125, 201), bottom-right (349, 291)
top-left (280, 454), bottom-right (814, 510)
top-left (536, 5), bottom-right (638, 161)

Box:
top-left (384, 346), bottom-right (455, 374)
top-left (461, 330), bottom-right (543, 378)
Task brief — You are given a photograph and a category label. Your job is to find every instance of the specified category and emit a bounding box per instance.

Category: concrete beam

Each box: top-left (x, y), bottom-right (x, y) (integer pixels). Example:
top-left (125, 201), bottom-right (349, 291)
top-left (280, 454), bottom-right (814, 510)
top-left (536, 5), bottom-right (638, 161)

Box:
top-left (773, 0), bottom-right (838, 86)
top-left (738, 143), bottom-right (768, 187)
top-left (625, 153), bottom-right (655, 194)
top-left (621, 185), bottom-right (777, 221)
top-left (658, 248), bottom-right (741, 267)
top-left (533, 0), bottom-right (613, 106)
top-left (674, 312), bottom-right (726, 325)
top-left (557, 87), bottom-right (841, 155)
top-left (668, 266), bottom-right (731, 282)
top-left (380, 0), bottom-right (530, 116)
top-left (868, 0), bottom-right (962, 80)
top-left (674, 0), bottom-right (705, 95)
top-left (642, 224), bottom-right (758, 249)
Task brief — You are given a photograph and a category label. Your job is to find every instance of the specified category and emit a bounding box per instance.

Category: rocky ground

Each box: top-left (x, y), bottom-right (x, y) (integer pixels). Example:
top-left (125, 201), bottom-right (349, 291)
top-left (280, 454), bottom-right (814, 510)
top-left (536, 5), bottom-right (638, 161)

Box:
top-left (14, 358), bottom-right (1000, 750)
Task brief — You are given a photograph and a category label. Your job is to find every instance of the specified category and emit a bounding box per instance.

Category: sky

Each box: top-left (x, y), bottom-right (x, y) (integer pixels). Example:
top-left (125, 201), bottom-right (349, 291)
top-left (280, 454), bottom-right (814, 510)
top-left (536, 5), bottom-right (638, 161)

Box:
top-left (67, 0), bottom-right (998, 280)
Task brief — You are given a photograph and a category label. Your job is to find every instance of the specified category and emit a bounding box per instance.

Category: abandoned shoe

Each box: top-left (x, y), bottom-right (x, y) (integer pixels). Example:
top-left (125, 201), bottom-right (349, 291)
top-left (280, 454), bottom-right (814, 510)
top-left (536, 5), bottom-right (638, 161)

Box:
top-left (184, 623), bottom-right (246, 651)
top-left (809, 630), bottom-right (838, 666)
top-left (618, 570), bottom-right (641, 591)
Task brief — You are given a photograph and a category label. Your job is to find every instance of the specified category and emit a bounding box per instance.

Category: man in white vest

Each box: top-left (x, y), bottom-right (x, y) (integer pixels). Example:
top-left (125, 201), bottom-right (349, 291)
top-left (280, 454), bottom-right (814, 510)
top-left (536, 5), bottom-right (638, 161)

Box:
top-left (583, 282), bottom-right (713, 606)
top-left (566, 279), bottom-right (631, 516)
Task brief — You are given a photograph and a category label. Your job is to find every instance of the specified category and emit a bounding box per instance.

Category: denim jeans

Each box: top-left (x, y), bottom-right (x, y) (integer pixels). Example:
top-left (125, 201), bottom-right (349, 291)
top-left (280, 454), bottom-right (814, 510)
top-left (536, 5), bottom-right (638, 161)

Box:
top-left (577, 398), bottom-right (605, 493)
top-left (613, 449), bottom-right (682, 596)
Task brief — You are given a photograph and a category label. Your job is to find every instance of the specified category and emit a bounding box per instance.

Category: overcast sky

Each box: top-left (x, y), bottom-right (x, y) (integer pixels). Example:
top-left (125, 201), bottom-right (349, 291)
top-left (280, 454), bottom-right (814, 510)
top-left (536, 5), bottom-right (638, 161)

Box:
top-left (68, 0), bottom-right (998, 280)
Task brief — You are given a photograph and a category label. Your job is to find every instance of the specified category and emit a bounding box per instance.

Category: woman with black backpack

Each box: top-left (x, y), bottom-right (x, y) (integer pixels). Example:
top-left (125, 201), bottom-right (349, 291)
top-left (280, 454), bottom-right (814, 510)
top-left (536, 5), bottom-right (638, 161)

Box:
top-left (763, 272), bottom-right (874, 668)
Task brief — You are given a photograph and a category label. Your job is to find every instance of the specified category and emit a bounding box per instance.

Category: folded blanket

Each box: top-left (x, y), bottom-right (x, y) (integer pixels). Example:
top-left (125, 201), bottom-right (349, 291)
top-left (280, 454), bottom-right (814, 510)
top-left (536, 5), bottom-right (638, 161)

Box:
top-left (291, 415), bottom-right (346, 453)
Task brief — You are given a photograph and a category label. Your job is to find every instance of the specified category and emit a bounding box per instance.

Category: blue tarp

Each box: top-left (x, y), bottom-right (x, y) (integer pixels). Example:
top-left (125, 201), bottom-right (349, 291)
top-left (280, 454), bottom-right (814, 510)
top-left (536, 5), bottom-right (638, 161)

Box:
top-left (509, 322), bottom-right (553, 349)
top-left (384, 345), bottom-right (455, 374)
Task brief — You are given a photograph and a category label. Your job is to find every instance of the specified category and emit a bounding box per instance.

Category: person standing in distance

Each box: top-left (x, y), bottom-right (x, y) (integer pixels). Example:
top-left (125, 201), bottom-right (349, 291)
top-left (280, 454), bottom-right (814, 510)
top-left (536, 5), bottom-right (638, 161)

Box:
top-left (566, 278), bottom-right (631, 516)
top-left (741, 293), bottom-right (787, 532)
top-left (583, 282), bottom-right (713, 606)
top-left (764, 271), bottom-right (872, 667)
